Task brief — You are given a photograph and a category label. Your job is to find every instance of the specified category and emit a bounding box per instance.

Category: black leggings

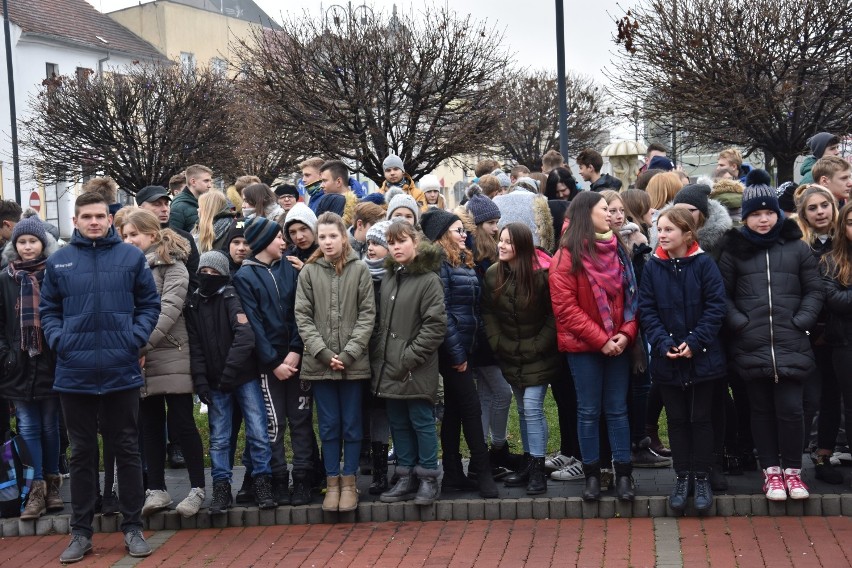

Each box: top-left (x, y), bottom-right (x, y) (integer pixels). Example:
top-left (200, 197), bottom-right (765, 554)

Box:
top-left (745, 379), bottom-right (804, 470)
top-left (659, 381), bottom-right (715, 473)
top-left (141, 393), bottom-right (206, 490)
top-left (550, 363), bottom-right (581, 459)
top-left (830, 348), bottom-right (852, 454)
top-left (439, 359), bottom-right (489, 469)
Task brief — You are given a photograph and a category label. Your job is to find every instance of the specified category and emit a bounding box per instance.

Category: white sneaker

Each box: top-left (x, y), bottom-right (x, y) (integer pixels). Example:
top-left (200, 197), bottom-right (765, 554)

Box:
top-left (762, 467), bottom-right (787, 501)
top-left (142, 489), bottom-right (173, 516)
top-left (550, 457), bottom-right (585, 481)
top-left (199, 403), bottom-right (208, 414)
top-left (176, 487), bottom-right (205, 517)
top-left (545, 453), bottom-right (573, 471)
top-left (783, 468), bottom-right (809, 500)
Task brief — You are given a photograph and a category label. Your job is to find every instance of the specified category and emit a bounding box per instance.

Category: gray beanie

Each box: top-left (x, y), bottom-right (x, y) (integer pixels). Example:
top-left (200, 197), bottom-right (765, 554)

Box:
top-left (383, 154), bottom-right (405, 172)
top-left (197, 250), bottom-right (230, 276)
top-left (366, 220), bottom-right (392, 249)
top-left (283, 202), bottom-right (318, 237)
top-left (387, 193), bottom-right (420, 224)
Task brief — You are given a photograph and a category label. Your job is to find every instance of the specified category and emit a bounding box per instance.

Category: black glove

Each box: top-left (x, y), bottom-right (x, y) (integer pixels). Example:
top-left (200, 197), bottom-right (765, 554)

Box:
top-left (196, 384), bottom-right (212, 406)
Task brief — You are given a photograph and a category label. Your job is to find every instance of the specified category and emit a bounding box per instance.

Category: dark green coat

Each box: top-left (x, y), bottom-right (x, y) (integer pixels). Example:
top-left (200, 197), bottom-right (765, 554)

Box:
top-left (482, 264), bottom-right (560, 388)
top-left (371, 243), bottom-right (447, 403)
top-left (168, 188), bottom-right (199, 233)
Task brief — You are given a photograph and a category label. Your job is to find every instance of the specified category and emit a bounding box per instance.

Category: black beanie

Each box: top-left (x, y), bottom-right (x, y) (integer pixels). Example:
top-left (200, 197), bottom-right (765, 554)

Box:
top-left (672, 184), bottom-right (711, 217)
top-left (420, 209), bottom-right (460, 242)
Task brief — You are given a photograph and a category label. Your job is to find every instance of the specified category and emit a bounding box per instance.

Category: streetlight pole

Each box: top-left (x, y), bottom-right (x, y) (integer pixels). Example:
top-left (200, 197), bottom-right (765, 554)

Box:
top-left (555, 0), bottom-right (569, 160)
top-left (2, 0), bottom-right (20, 202)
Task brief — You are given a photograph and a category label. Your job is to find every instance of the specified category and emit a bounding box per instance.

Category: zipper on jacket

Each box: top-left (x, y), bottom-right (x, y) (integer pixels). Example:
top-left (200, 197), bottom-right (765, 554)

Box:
top-left (94, 241), bottom-right (103, 394)
top-left (765, 249), bottom-right (779, 382)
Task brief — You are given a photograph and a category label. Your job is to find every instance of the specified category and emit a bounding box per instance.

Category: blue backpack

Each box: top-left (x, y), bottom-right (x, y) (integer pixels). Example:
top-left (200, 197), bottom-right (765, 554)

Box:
top-left (0, 433), bottom-right (34, 518)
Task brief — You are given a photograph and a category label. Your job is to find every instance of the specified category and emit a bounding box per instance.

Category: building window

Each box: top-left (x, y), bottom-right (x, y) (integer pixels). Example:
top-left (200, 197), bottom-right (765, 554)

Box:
top-left (210, 57), bottom-right (227, 76)
top-left (180, 52), bottom-right (196, 73)
top-left (45, 62), bottom-right (59, 80)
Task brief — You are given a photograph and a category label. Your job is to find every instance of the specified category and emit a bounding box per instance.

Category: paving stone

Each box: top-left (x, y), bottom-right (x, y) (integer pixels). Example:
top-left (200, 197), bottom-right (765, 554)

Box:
top-left (841, 494), bottom-right (852, 516)
top-left (632, 496), bottom-right (650, 518)
top-left (163, 511), bottom-right (181, 530)
top-left (598, 497), bottom-right (615, 519)
top-left (581, 499), bottom-right (598, 519)
top-left (357, 503), bottom-right (372, 522)
top-left (767, 500), bottom-right (786, 517)
top-left (734, 495), bottom-right (752, 516)
top-left (179, 514), bottom-right (197, 530)
top-left (419, 505), bottom-right (436, 522)
top-left (822, 495), bottom-right (841, 516)
top-left (566, 497), bottom-right (583, 518)
top-left (259, 508), bottom-right (277, 526)
top-left (436, 501), bottom-right (453, 521)
top-left (549, 497), bottom-right (566, 519)
top-left (17, 519), bottom-right (35, 537)
top-left (52, 516), bottom-right (70, 535)
top-left (372, 503), bottom-right (389, 522)
top-left (751, 495), bottom-right (769, 516)
top-left (275, 506), bottom-right (291, 525)
top-left (615, 499), bottom-right (632, 518)
top-left (403, 502), bottom-right (420, 521)
top-left (2, 518), bottom-right (18, 536)
top-left (290, 506), bottom-right (308, 525)
top-left (499, 499), bottom-right (517, 520)
top-left (533, 498), bottom-right (550, 519)
top-left (468, 500), bottom-right (485, 520)
top-left (648, 496), bottom-right (667, 517)
top-left (90, 515), bottom-right (101, 533)
top-left (516, 498), bottom-right (533, 519)
top-left (147, 512), bottom-right (165, 531)
top-left (100, 514), bottom-right (119, 533)
top-left (803, 496), bottom-right (822, 516)
top-left (484, 501), bottom-right (500, 520)
top-left (35, 517), bottom-right (53, 536)
top-left (321, 510), bottom-right (336, 524)
top-left (452, 500), bottom-right (469, 521)
top-left (785, 499), bottom-right (804, 517)
top-left (715, 495), bottom-right (735, 516)
top-left (196, 511), bottom-right (212, 529)
top-left (388, 502), bottom-right (405, 522)
top-left (306, 506), bottom-right (323, 525)
top-left (245, 508), bottom-right (261, 526)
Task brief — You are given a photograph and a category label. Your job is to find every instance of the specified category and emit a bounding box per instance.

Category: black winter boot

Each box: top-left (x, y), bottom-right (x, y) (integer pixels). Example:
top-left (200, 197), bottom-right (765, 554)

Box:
top-left (582, 461), bottom-right (601, 501)
top-left (209, 481), bottom-right (232, 514)
top-left (290, 470), bottom-right (313, 506)
top-left (503, 453), bottom-right (532, 487)
top-left (614, 461), bottom-right (635, 502)
top-left (669, 471), bottom-right (690, 512)
top-left (369, 443), bottom-right (390, 495)
top-left (526, 457), bottom-right (547, 495)
top-left (475, 454), bottom-right (498, 499)
top-left (490, 443), bottom-right (526, 472)
top-left (235, 474), bottom-right (254, 505)
top-left (253, 474), bottom-right (275, 509)
top-left (441, 453), bottom-right (477, 491)
top-left (273, 472), bottom-right (290, 506)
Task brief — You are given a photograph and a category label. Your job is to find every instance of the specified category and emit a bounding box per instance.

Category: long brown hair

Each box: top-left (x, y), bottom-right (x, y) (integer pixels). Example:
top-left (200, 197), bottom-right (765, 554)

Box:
top-left (473, 225), bottom-right (498, 264)
top-left (306, 212), bottom-right (352, 274)
top-left (825, 202), bottom-right (852, 286)
top-left (559, 191), bottom-right (620, 273)
top-left (123, 209), bottom-right (189, 265)
top-left (620, 189), bottom-right (651, 230)
top-left (494, 223), bottom-right (537, 308)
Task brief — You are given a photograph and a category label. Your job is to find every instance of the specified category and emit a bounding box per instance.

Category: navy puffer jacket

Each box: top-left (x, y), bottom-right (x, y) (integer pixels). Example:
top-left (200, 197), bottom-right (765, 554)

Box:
top-left (639, 245), bottom-right (727, 387)
top-left (40, 226), bottom-right (160, 394)
top-left (438, 253), bottom-right (482, 366)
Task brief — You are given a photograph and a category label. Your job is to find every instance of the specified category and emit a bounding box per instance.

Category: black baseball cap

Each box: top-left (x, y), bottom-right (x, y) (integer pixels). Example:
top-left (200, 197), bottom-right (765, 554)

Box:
top-left (135, 185), bottom-right (171, 205)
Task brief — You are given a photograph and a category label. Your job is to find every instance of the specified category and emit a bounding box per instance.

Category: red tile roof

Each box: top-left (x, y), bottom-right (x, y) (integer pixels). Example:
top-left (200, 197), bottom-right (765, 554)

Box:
top-left (7, 0), bottom-right (165, 60)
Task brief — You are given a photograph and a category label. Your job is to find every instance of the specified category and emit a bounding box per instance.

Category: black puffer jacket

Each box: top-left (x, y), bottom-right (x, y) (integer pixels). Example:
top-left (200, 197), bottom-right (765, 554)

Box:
top-left (717, 218), bottom-right (824, 381)
top-left (438, 253), bottom-right (482, 366)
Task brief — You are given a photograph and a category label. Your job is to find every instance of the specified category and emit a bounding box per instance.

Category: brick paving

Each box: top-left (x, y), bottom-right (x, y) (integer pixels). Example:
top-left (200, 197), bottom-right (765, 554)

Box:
top-left (4, 517), bottom-right (852, 567)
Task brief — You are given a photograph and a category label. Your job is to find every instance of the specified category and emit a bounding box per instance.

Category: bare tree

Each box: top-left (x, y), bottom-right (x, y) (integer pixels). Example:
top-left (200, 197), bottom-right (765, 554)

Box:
top-left (22, 63), bottom-right (235, 193)
top-left (612, 0), bottom-right (852, 181)
top-left (498, 70), bottom-right (612, 171)
top-left (234, 7), bottom-right (512, 184)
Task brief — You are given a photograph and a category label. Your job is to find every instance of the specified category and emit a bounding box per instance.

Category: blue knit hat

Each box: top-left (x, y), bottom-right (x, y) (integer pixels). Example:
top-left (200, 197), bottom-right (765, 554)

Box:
top-left (244, 216), bottom-right (282, 253)
top-left (466, 193), bottom-right (500, 225)
top-left (12, 216), bottom-right (48, 250)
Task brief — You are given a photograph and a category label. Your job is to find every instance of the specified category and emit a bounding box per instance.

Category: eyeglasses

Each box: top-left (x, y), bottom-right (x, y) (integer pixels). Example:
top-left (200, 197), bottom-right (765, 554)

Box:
top-left (280, 195), bottom-right (297, 200)
top-left (453, 227), bottom-right (467, 236)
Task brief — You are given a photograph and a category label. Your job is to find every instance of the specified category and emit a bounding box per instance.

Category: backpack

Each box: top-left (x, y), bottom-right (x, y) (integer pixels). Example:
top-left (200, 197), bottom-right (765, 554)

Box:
top-left (0, 433), bottom-right (34, 518)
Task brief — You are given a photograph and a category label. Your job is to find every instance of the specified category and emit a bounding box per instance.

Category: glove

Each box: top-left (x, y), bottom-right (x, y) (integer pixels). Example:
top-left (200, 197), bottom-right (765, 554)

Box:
top-left (196, 384), bottom-right (212, 406)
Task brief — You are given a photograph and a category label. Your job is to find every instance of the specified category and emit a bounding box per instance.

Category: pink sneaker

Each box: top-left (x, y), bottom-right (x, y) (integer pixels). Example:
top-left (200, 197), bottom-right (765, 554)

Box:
top-left (763, 466), bottom-right (786, 501)
top-left (783, 468), bottom-right (809, 499)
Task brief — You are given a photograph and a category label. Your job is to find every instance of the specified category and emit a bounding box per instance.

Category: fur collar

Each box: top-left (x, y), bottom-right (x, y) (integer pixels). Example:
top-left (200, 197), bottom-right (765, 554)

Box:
top-left (720, 217), bottom-right (803, 260)
top-left (1, 232), bottom-right (61, 265)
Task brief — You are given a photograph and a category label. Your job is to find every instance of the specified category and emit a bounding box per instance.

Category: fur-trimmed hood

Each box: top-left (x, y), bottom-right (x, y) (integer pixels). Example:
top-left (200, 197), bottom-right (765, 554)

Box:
top-left (710, 178), bottom-right (744, 198)
top-left (341, 191), bottom-right (359, 227)
top-left (384, 241), bottom-right (442, 275)
top-left (1, 231), bottom-right (61, 266)
top-left (650, 198), bottom-right (732, 254)
top-left (719, 217), bottom-right (803, 261)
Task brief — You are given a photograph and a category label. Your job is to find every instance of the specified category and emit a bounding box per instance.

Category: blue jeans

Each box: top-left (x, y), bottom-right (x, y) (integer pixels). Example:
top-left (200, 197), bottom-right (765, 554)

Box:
top-left (385, 398), bottom-right (439, 470)
top-left (14, 398), bottom-right (60, 480)
top-left (313, 380), bottom-right (363, 476)
top-left (208, 382), bottom-right (272, 482)
top-left (566, 352), bottom-right (631, 464)
top-left (473, 365), bottom-right (512, 446)
top-left (512, 385), bottom-right (548, 457)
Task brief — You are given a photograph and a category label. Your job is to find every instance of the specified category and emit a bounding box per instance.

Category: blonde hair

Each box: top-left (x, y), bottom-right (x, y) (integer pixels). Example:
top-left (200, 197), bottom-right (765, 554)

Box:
top-left (195, 191), bottom-right (229, 253)
top-left (112, 206), bottom-right (136, 236)
top-left (306, 212), bottom-right (352, 275)
top-left (718, 148), bottom-right (743, 169)
top-left (647, 172), bottom-right (682, 210)
top-left (796, 185), bottom-right (838, 245)
top-left (123, 209), bottom-right (190, 265)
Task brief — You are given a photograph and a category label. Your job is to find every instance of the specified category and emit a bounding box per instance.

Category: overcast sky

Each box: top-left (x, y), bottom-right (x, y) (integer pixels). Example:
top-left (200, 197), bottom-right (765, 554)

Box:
top-left (87, 0), bottom-right (627, 78)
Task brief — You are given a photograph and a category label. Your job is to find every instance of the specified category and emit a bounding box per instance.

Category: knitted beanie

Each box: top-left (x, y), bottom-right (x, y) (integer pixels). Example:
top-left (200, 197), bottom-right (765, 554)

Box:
top-left (360, 192), bottom-right (386, 206)
top-left (466, 193), bottom-right (501, 225)
top-left (12, 216), bottom-right (48, 250)
top-left (366, 220), bottom-right (392, 249)
top-left (741, 184), bottom-right (781, 219)
top-left (383, 154), bottom-right (405, 172)
top-left (283, 202), bottom-right (318, 236)
top-left (673, 184), bottom-right (711, 217)
top-left (244, 216), bottom-right (282, 253)
top-left (197, 250), bottom-right (230, 276)
top-left (387, 193), bottom-right (421, 224)
top-left (419, 174), bottom-right (441, 192)
top-left (492, 169), bottom-right (511, 188)
top-left (223, 219), bottom-right (245, 248)
top-left (420, 209), bottom-right (460, 242)
top-left (648, 155), bottom-right (675, 171)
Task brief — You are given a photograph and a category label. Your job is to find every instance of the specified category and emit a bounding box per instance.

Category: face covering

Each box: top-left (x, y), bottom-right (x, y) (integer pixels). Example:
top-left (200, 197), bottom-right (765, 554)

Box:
top-left (198, 273), bottom-right (230, 297)
top-left (241, 206), bottom-right (255, 218)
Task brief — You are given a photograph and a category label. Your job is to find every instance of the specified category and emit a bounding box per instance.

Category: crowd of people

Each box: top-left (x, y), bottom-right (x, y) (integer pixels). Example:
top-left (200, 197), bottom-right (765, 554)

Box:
top-left (1, 136), bottom-right (851, 563)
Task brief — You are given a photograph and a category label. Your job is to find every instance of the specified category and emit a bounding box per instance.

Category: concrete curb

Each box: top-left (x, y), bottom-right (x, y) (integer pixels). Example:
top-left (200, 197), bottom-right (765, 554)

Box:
top-left (6, 492), bottom-right (852, 536)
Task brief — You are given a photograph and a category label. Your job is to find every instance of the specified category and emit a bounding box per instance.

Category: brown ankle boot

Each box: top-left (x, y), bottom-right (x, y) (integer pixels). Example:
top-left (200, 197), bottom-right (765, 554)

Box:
top-left (45, 474), bottom-right (64, 512)
top-left (20, 480), bottom-right (47, 520)
top-left (322, 476), bottom-right (340, 512)
top-left (338, 475), bottom-right (359, 512)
